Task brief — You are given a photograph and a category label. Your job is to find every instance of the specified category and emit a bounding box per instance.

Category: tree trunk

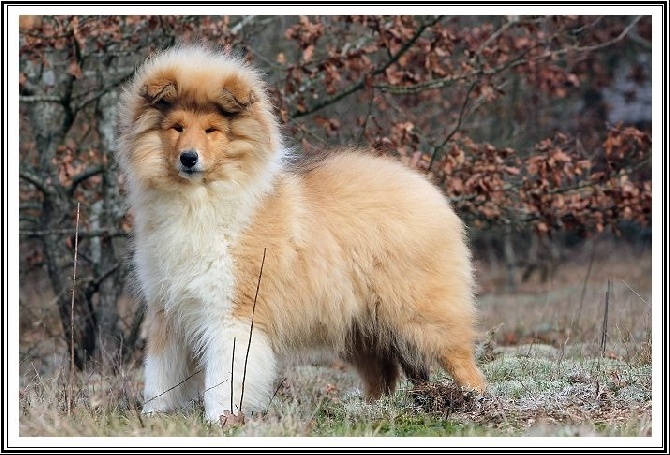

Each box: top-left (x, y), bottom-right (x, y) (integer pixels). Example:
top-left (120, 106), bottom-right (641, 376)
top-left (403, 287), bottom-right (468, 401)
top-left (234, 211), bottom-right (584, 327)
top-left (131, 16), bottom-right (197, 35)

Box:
top-left (24, 51), bottom-right (99, 369)
top-left (91, 90), bottom-right (124, 368)
top-left (37, 158), bottom-right (98, 370)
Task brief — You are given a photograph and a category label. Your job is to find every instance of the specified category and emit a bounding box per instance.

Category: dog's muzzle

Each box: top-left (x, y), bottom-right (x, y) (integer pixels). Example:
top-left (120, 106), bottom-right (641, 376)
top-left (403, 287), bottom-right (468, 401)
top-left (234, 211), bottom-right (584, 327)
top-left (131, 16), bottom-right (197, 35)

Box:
top-left (179, 150), bottom-right (201, 176)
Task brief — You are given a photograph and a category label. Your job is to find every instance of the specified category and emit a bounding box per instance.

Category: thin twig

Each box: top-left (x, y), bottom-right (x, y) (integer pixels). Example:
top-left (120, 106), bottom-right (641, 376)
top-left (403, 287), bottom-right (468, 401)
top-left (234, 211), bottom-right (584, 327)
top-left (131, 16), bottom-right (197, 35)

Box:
top-left (200, 377), bottom-right (230, 398)
top-left (560, 16), bottom-right (642, 54)
top-left (356, 89), bottom-right (377, 145)
top-left (68, 164), bottom-right (105, 195)
top-left (555, 337), bottom-right (569, 379)
top-left (68, 202), bottom-right (80, 416)
top-left (230, 337), bottom-right (236, 413)
top-left (19, 94), bottom-right (64, 103)
top-left (239, 248), bottom-right (267, 412)
top-left (143, 368), bottom-right (203, 405)
top-left (600, 280), bottom-right (611, 355)
top-left (621, 279), bottom-right (650, 307)
top-left (19, 228), bottom-right (128, 238)
top-left (427, 77), bottom-right (477, 172)
top-left (19, 171), bottom-right (49, 194)
top-left (574, 239), bottom-right (597, 331)
top-left (266, 377), bottom-right (287, 413)
top-left (135, 406), bottom-right (145, 429)
top-left (525, 337), bottom-right (536, 357)
top-left (85, 264), bottom-right (121, 293)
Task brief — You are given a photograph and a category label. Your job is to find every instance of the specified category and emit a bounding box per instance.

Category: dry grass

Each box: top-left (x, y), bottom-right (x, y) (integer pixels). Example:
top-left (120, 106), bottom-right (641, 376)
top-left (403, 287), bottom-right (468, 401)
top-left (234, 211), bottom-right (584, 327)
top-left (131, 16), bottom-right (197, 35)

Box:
top-left (16, 240), bottom-right (655, 442)
top-left (476, 239), bottom-right (652, 361)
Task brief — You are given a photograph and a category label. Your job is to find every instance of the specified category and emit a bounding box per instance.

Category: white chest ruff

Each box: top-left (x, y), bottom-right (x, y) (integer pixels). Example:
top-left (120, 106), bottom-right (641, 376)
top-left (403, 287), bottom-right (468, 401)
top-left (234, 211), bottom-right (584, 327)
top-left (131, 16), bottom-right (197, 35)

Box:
top-left (136, 239), bottom-right (235, 315)
top-left (132, 191), bottom-right (243, 317)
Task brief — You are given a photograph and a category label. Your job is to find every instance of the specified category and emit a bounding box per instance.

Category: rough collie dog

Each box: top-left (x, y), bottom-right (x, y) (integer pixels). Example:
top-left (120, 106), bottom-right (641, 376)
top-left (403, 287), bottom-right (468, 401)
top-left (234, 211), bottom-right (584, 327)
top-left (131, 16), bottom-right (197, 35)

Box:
top-left (117, 44), bottom-right (486, 423)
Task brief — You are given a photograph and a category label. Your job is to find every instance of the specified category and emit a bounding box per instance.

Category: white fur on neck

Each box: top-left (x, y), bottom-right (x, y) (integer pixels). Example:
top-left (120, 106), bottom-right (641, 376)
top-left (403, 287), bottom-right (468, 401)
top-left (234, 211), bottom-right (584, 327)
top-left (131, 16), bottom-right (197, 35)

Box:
top-left (131, 147), bottom-right (285, 317)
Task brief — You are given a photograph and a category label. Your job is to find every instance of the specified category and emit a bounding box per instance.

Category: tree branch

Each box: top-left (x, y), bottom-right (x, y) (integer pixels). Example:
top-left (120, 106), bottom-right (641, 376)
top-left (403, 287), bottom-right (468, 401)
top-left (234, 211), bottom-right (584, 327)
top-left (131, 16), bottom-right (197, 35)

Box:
top-left (19, 228), bottom-right (128, 238)
top-left (375, 16), bottom-right (446, 76)
top-left (72, 74), bottom-right (134, 111)
top-left (291, 15), bottom-right (445, 118)
top-left (427, 77), bottom-right (477, 171)
top-left (560, 15), bottom-right (642, 54)
top-left (67, 164), bottom-right (105, 195)
top-left (84, 264), bottom-right (120, 295)
top-left (19, 95), bottom-right (65, 104)
top-left (627, 28), bottom-right (652, 51)
top-left (19, 171), bottom-right (49, 194)
top-left (475, 16), bottom-right (544, 57)
top-left (374, 16), bottom-right (643, 95)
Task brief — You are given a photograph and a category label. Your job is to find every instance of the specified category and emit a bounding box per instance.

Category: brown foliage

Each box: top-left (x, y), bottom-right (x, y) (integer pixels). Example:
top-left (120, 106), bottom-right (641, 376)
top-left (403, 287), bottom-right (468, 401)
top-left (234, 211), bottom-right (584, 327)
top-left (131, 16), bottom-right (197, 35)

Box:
top-left (277, 15), bottom-right (651, 235)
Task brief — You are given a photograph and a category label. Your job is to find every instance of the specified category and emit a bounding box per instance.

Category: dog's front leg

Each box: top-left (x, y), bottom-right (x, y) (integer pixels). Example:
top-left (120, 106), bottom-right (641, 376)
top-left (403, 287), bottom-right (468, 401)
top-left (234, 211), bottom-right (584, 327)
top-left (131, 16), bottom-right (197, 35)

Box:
top-left (201, 319), bottom-right (277, 423)
top-left (142, 305), bottom-right (201, 415)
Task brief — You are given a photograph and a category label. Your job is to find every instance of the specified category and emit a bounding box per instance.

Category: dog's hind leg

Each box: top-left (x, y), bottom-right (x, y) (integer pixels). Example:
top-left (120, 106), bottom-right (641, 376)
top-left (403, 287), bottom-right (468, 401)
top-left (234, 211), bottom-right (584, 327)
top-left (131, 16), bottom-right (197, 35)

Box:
top-left (349, 350), bottom-right (400, 401)
top-left (401, 319), bottom-right (486, 393)
top-left (397, 353), bottom-right (430, 386)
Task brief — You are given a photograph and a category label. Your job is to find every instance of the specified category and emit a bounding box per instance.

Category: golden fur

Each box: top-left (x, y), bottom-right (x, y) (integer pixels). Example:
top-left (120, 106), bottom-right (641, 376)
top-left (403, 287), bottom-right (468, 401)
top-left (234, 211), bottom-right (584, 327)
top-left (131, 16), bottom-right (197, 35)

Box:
top-left (117, 44), bottom-right (485, 422)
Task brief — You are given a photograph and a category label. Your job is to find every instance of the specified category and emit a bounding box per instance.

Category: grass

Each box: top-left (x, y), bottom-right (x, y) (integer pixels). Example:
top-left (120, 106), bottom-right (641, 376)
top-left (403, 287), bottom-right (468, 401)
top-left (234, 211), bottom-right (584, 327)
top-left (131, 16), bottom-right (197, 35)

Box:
top-left (17, 241), bottom-right (655, 442)
top-left (18, 352), bottom-right (652, 439)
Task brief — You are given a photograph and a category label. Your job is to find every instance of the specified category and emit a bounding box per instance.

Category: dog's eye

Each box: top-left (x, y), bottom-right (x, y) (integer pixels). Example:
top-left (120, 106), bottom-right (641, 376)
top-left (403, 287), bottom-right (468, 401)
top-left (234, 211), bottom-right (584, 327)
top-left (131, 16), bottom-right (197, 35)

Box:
top-left (216, 106), bottom-right (238, 118)
top-left (171, 125), bottom-right (183, 132)
top-left (205, 127), bottom-right (217, 134)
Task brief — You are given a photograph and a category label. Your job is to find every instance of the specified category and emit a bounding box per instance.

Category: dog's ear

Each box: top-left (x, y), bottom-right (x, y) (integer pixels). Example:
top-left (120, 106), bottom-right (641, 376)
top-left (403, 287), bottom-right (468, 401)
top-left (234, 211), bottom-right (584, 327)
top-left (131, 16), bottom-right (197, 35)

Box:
top-left (217, 88), bottom-right (256, 116)
top-left (140, 78), bottom-right (178, 106)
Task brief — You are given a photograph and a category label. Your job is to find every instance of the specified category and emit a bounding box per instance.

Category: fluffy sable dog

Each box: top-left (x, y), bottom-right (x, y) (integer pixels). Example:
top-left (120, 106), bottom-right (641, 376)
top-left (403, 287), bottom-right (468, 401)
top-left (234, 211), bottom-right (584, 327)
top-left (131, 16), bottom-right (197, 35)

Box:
top-left (117, 44), bottom-right (486, 423)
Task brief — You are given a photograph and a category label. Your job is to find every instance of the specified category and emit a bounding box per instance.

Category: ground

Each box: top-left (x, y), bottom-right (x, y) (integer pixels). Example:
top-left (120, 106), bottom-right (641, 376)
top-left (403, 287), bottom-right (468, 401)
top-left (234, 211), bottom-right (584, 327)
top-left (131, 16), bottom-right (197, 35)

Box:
top-left (17, 239), bottom-right (655, 443)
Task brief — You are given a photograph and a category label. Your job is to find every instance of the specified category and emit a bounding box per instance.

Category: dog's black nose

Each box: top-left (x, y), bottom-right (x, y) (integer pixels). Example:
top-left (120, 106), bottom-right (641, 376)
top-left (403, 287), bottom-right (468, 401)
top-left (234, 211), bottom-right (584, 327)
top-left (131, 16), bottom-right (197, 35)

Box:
top-left (179, 150), bottom-right (199, 168)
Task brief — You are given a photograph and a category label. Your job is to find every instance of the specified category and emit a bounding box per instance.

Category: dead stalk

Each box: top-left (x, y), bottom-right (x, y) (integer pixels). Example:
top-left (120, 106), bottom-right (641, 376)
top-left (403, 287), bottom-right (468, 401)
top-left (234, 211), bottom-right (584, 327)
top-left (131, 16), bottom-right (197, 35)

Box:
top-left (621, 279), bottom-right (650, 307)
top-left (600, 279), bottom-right (611, 355)
top-left (555, 336), bottom-right (569, 379)
top-left (266, 377), bottom-right (287, 413)
top-left (68, 202), bottom-right (80, 416)
top-left (231, 337), bottom-right (236, 413)
top-left (143, 368), bottom-right (203, 406)
top-left (239, 248), bottom-right (267, 413)
top-left (574, 239), bottom-right (597, 331)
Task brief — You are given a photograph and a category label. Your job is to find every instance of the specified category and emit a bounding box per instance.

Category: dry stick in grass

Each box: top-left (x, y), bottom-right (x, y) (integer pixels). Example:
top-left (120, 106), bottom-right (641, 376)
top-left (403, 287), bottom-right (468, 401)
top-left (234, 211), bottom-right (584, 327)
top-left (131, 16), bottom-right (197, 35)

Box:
top-left (574, 239), bottom-right (597, 332)
top-left (238, 248), bottom-right (267, 413)
top-left (220, 337), bottom-right (246, 428)
top-left (621, 279), bottom-right (650, 306)
top-left (600, 279), bottom-right (611, 355)
top-left (266, 377), bottom-right (287, 413)
top-left (201, 378), bottom-right (231, 397)
top-left (230, 337), bottom-right (236, 413)
top-left (143, 368), bottom-right (203, 406)
top-left (68, 202), bottom-right (81, 416)
top-left (557, 337), bottom-right (569, 370)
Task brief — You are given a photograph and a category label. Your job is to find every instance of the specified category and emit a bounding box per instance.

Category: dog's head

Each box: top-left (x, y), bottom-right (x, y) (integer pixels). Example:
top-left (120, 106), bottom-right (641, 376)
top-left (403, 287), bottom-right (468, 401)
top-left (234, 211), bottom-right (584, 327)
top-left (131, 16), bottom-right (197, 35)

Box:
top-left (117, 45), bottom-right (282, 194)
